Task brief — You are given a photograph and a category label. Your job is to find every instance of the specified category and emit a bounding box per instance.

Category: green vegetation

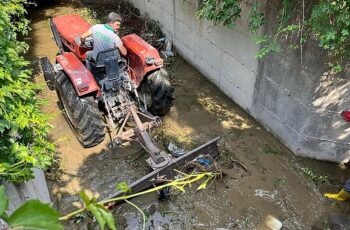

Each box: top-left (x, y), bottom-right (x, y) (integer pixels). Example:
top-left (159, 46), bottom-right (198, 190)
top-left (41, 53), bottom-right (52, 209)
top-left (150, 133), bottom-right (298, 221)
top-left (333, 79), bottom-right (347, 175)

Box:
top-left (0, 185), bottom-right (63, 229)
top-left (60, 171), bottom-right (216, 229)
top-left (274, 177), bottom-right (287, 187)
top-left (197, 0), bottom-right (242, 28)
top-left (263, 145), bottom-right (280, 155)
top-left (0, 0), bottom-right (54, 182)
top-left (300, 167), bottom-right (328, 186)
top-left (197, 0), bottom-right (350, 72)
top-left (0, 171), bottom-right (215, 229)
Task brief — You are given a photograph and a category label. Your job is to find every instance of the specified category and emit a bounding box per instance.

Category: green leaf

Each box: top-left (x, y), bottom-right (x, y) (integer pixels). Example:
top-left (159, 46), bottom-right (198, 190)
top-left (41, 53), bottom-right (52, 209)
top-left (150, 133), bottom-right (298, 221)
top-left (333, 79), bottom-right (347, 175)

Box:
top-left (0, 119), bottom-right (11, 133)
top-left (7, 200), bottom-right (63, 230)
top-left (80, 191), bottom-right (116, 230)
top-left (0, 185), bottom-right (8, 217)
top-left (79, 191), bottom-right (92, 206)
top-left (97, 204), bottom-right (117, 230)
top-left (87, 204), bottom-right (106, 230)
top-left (116, 181), bottom-right (131, 193)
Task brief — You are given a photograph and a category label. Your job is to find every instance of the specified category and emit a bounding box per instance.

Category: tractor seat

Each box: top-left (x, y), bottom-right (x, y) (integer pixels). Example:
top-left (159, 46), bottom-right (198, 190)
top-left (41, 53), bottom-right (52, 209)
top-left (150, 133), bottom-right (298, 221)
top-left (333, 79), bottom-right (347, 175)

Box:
top-left (87, 49), bottom-right (123, 82)
top-left (95, 48), bottom-right (120, 68)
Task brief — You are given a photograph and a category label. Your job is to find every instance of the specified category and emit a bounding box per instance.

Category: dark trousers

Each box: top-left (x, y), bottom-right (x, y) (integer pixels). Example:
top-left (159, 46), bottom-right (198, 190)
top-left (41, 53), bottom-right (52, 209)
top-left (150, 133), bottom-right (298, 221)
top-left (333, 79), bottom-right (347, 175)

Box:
top-left (85, 51), bottom-right (93, 71)
top-left (344, 177), bottom-right (350, 193)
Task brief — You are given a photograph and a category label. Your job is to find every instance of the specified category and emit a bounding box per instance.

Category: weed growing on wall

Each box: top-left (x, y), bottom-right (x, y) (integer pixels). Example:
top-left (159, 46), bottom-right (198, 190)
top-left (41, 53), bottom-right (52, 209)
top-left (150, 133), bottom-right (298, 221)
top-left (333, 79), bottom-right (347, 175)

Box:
top-left (0, 0), bottom-right (54, 182)
top-left (197, 0), bottom-right (350, 72)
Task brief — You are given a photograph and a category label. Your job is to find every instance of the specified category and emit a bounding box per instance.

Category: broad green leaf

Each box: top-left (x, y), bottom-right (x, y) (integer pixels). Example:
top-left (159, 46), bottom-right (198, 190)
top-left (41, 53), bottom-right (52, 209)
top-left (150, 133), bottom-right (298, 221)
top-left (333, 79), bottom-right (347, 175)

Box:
top-left (116, 182), bottom-right (131, 193)
top-left (87, 204), bottom-right (106, 230)
top-left (0, 185), bottom-right (8, 217)
top-left (98, 204), bottom-right (117, 230)
top-left (7, 200), bottom-right (63, 230)
top-left (79, 191), bottom-right (92, 206)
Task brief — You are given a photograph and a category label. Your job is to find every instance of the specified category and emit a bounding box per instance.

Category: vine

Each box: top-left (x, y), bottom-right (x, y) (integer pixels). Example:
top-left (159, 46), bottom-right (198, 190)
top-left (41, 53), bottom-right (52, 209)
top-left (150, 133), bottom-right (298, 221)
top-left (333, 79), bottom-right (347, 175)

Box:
top-left (0, 0), bottom-right (55, 182)
top-left (197, 0), bottom-right (242, 27)
top-left (0, 171), bottom-right (216, 229)
top-left (197, 0), bottom-right (350, 72)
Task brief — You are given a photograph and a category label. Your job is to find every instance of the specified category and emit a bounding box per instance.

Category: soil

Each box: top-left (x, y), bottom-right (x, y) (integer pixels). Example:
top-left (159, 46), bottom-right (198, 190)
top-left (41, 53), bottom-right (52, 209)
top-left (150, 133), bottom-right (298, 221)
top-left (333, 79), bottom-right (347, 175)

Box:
top-left (27, 2), bottom-right (350, 229)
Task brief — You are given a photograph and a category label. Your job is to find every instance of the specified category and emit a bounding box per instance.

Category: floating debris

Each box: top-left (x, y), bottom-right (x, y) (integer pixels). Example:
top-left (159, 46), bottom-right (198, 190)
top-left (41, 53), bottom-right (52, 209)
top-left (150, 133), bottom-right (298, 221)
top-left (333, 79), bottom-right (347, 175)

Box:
top-left (254, 189), bottom-right (278, 202)
top-left (262, 215), bottom-right (282, 230)
top-left (167, 141), bottom-right (185, 157)
top-left (183, 154), bottom-right (222, 176)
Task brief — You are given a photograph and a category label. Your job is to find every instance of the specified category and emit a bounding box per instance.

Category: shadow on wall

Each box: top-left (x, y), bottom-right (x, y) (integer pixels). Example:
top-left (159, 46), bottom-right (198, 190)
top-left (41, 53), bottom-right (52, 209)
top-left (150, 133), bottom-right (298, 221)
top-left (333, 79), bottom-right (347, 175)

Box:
top-left (252, 1), bottom-right (350, 162)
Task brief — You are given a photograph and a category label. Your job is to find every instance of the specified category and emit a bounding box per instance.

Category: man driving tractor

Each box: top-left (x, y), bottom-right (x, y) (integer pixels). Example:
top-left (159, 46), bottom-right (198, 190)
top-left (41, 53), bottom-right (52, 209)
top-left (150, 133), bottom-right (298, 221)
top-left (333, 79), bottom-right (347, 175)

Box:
top-left (80, 12), bottom-right (127, 70)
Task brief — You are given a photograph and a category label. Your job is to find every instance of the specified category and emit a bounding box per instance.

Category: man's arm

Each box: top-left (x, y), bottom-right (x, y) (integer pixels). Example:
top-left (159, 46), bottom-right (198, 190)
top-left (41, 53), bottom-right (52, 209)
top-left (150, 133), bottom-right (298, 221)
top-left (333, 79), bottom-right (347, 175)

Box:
top-left (80, 28), bottom-right (92, 46)
top-left (118, 44), bottom-right (127, 56)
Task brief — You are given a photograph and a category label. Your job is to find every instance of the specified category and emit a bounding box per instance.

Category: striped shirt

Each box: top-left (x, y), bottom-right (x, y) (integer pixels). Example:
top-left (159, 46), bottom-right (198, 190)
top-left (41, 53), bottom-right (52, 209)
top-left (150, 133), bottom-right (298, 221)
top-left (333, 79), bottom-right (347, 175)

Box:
top-left (91, 24), bottom-right (122, 60)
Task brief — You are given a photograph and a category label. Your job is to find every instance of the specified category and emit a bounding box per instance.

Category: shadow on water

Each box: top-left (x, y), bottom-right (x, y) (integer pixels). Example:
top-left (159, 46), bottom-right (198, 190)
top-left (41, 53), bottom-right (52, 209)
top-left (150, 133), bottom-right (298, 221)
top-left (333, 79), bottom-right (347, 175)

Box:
top-left (26, 1), bottom-right (350, 229)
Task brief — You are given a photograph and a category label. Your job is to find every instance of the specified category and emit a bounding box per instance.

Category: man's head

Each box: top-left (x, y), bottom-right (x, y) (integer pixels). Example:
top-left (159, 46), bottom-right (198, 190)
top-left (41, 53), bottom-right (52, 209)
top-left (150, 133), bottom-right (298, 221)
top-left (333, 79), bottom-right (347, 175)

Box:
top-left (107, 12), bottom-right (122, 32)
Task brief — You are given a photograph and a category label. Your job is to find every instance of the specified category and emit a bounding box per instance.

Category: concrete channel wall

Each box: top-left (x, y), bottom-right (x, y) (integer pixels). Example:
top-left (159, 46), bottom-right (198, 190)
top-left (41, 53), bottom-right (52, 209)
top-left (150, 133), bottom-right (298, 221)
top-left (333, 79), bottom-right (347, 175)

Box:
top-left (128, 0), bottom-right (259, 112)
top-left (4, 169), bottom-right (51, 214)
top-left (125, 0), bottom-right (350, 162)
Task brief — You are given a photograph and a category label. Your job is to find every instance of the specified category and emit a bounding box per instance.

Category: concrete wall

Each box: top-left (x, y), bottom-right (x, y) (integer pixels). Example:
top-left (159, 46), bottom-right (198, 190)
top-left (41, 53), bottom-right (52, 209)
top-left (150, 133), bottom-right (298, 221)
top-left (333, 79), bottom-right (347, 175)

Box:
top-left (252, 2), bottom-right (350, 162)
top-left (126, 0), bottom-right (350, 162)
top-left (4, 169), bottom-right (51, 214)
top-left (129, 0), bottom-right (259, 112)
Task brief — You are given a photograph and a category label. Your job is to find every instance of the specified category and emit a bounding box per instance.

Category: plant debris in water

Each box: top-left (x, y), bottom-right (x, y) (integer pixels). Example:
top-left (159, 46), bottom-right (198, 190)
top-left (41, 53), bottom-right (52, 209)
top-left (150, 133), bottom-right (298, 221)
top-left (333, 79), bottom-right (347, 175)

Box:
top-left (300, 166), bottom-right (328, 186)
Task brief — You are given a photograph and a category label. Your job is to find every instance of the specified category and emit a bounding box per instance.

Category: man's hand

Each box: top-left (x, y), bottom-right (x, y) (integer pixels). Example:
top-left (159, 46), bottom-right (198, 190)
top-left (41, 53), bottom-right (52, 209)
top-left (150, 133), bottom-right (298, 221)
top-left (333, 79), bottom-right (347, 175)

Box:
top-left (80, 37), bottom-right (85, 46)
top-left (118, 44), bottom-right (127, 56)
top-left (74, 37), bottom-right (84, 47)
top-left (80, 28), bottom-right (92, 46)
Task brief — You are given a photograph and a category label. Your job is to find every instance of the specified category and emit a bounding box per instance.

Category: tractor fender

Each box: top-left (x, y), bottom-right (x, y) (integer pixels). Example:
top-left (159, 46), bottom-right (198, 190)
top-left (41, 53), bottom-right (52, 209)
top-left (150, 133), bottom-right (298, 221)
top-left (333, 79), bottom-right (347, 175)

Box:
top-left (56, 52), bottom-right (100, 97)
top-left (121, 34), bottom-right (163, 87)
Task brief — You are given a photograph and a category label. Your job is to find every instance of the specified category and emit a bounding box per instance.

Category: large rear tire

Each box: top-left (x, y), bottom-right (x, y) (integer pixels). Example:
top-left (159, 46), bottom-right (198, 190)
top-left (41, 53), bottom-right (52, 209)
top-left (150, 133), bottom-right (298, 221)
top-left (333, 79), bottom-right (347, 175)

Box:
top-left (55, 71), bottom-right (105, 147)
top-left (140, 68), bottom-right (174, 116)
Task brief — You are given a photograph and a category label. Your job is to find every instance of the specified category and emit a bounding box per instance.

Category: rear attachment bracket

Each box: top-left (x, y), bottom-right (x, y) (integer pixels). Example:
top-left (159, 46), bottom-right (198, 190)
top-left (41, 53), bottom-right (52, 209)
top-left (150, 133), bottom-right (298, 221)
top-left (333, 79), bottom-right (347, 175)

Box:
top-left (104, 136), bottom-right (220, 203)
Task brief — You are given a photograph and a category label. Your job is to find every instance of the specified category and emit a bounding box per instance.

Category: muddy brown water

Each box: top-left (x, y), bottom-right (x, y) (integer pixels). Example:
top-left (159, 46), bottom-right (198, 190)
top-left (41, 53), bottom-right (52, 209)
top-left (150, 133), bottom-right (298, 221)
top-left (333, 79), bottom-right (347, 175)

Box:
top-left (28, 2), bottom-right (350, 230)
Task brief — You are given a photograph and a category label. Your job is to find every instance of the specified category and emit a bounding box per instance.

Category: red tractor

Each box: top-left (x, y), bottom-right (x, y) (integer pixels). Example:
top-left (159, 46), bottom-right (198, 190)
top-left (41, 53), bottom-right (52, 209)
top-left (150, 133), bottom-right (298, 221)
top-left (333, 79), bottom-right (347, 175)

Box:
top-left (41, 15), bottom-right (176, 167)
top-left (41, 14), bottom-right (219, 194)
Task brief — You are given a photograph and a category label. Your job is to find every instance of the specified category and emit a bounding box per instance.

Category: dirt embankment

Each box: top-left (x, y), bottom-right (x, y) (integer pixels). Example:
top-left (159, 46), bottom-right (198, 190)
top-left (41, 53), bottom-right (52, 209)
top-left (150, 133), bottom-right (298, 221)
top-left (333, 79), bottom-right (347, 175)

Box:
top-left (28, 1), bottom-right (350, 229)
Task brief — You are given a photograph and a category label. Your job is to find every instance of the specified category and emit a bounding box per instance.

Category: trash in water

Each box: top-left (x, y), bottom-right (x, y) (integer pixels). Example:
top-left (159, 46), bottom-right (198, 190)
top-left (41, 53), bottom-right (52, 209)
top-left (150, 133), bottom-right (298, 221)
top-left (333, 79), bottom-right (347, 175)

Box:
top-left (184, 154), bottom-right (221, 175)
top-left (262, 214), bottom-right (282, 230)
top-left (195, 155), bottom-right (213, 167)
top-left (167, 141), bottom-right (185, 157)
top-left (157, 36), bottom-right (174, 58)
top-left (254, 189), bottom-right (278, 202)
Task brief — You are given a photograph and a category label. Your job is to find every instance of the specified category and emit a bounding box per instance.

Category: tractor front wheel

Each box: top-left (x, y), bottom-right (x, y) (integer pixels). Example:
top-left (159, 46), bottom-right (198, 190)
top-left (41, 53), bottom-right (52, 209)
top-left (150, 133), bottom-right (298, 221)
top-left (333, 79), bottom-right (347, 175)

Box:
top-left (55, 71), bottom-right (105, 147)
top-left (40, 57), bottom-right (55, 91)
top-left (140, 68), bottom-right (174, 116)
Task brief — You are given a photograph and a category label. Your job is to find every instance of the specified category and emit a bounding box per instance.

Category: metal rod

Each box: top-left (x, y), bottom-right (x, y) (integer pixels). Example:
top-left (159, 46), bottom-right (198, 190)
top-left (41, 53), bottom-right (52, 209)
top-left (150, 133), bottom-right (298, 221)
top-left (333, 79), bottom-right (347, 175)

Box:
top-left (116, 111), bottom-right (131, 137)
top-left (129, 106), bottom-right (162, 162)
top-left (136, 110), bottom-right (156, 120)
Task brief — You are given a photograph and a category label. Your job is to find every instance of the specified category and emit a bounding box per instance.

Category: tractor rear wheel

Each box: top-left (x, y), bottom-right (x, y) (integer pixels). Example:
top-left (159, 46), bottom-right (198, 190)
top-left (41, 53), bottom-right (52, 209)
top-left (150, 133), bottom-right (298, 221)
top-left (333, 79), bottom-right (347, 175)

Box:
top-left (140, 68), bottom-right (174, 116)
top-left (55, 71), bottom-right (105, 147)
